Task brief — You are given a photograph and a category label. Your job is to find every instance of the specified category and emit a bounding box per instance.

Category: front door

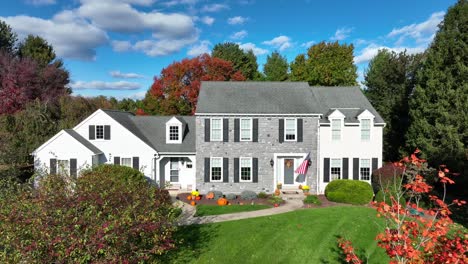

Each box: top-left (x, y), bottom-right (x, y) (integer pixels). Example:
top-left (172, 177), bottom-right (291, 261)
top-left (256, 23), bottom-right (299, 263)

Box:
top-left (284, 158), bottom-right (295, 185)
top-left (170, 158), bottom-right (179, 182)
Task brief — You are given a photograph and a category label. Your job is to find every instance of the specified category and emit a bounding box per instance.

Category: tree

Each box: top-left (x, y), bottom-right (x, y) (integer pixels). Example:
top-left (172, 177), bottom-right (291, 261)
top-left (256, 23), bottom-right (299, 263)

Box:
top-left (18, 35), bottom-right (56, 67)
top-left (406, 0), bottom-right (467, 177)
top-left (212, 42), bottom-right (260, 80)
top-left (263, 51), bottom-right (289, 81)
top-left (290, 54), bottom-right (308, 81)
top-left (143, 54), bottom-right (245, 115)
top-left (364, 49), bottom-right (423, 161)
top-left (0, 20), bottom-right (17, 54)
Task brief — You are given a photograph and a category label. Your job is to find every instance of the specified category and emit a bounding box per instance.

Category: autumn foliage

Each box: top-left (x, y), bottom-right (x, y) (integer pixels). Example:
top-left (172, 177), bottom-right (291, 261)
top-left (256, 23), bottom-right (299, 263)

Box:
top-left (143, 54), bottom-right (245, 115)
top-left (338, 149), bottom-right (468, 264)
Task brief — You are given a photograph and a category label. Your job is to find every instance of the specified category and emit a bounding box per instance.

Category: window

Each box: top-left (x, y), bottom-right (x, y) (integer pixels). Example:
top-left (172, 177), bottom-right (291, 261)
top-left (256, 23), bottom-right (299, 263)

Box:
top-left (240, 157), bottom-right (252, 182)
top-left (331, 119), bottom-right (341, 141)
top-left (361, 119), bottom-right (371, 141)
top-left (210, 157), bottom-right (222, 182)
top-left (211, 118), bottom-right (222, 141)
top-left (57, 160), bottom-right (69, 175)
top-left (121, 158), bottom-right (132, 167)
top-left (285, 118), bottom-right (297, 141)
top-left (170, 158), bottom-right (179, 182)
top-left (360, 159), bottom-right (371, 181)
top-left (169, 126), bottom-right (179, 141)
top-left (330, 158), bottom-right (341, 180)
top-left (96, 125), bottom-right (104, 139)
top-left (240, 118), bottom-right (252, 141)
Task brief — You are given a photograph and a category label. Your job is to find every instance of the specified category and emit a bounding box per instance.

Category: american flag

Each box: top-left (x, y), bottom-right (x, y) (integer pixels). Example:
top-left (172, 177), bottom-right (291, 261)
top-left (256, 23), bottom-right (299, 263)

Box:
top-left (295, 152), bottom-right (310, 175)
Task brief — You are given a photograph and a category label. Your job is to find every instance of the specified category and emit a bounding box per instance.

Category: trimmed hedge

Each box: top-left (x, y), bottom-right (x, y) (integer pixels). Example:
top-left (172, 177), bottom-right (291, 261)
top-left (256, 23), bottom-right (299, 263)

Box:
top-left (325, 180), bottom-right (373, 205)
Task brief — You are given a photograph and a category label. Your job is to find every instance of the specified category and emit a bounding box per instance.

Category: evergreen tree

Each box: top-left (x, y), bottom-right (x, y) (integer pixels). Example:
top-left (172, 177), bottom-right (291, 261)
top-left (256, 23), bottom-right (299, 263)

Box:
top-left (212, 42), bottom-right (260, 80)
top-left (18, 35), bottom-right (56, 67)
top-left (406, 0), bottom-right (467, 176)
top-left (0, 20), bottom-right (17, 54)
top-left (263, 51), bottom-right (289, 81)
top-left (290, 54), bottom-right (307, 81)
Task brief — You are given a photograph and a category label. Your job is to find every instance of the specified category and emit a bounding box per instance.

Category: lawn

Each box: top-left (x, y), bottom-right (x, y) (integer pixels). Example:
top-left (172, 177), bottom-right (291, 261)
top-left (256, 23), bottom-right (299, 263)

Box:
top-left (162, 206), bottom-right (388, 263)
top-left (194, 204), bottom-right (272, 216)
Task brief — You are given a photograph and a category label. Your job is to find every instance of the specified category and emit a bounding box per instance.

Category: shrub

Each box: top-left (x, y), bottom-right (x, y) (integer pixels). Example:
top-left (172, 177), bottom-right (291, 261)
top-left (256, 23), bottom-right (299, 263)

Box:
top-left (0, 165), bottom-right (177, 263)
top-left (325, 180), bottom-right (373, 205)
top-left (269, 195), bottom-right (283, 205)
top-left (208, 190), bottom-right (223, 200)
top-left (225, 193), bottom-right (237, 200)
top-left (257, 192), bottom-right (268, 199)
top-left (85, 164), bottom-right (146, 184)
top-left (240, 190), bottom-right (257, 200)
top-left (303, 195), bottom-right (322, 205)
top-left (371, 163), bottom-right (404, 193)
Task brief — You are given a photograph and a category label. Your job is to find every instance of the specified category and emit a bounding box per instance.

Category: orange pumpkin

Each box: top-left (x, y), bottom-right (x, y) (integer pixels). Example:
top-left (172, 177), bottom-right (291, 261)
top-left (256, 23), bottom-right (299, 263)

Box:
top-left (195, 196), bottom-right (201, 200)
top-left (187, 195), bottom-right (192, 200)
top-left (217, 198), bottom-right (228, 206)
top-left (206, 192), bottom-right (215, 199)
top-left (275, 189), bottom-right (281, 196)
top-left (190, 201), bottom-right (196, 206)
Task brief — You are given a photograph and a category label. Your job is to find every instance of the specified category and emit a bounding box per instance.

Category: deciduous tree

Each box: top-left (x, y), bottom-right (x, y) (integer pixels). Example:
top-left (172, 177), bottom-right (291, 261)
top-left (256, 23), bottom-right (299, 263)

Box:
top-left (290, 54), bottom-right (307, 81)
top-left (263, 51), bottom-right (289, 81)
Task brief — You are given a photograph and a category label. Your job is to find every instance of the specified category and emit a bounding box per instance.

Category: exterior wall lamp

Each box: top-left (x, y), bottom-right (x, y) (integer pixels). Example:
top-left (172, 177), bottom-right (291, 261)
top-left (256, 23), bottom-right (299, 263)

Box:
top-left (270, 159), bottom-right (274, 167)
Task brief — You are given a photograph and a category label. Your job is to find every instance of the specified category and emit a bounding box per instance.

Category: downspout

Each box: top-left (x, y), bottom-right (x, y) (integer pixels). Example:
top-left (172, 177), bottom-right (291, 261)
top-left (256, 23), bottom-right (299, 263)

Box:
top-left (316, 118), bottom-right (320, 195)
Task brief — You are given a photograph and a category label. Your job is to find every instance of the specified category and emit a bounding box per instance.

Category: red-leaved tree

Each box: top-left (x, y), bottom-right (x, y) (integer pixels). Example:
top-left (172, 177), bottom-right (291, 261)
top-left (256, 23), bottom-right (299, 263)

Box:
top-left (143, 53), bottom-right (245, 115)
top-left (338, 149), bottom-right (467, 263)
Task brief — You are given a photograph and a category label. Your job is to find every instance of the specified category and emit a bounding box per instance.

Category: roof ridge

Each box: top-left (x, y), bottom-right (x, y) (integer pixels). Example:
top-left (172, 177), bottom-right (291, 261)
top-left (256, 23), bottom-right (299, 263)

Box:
top-left (101, 108), bottom-right (135, 115)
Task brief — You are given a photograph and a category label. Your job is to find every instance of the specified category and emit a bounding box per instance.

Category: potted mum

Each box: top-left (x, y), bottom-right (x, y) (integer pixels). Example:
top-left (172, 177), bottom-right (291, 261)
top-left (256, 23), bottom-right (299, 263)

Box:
top-left (276, 182), bottom-right (282, 190)
top-left (302, 185), bottom-right (310, 195)
top-left (191, 190), bottom-right (200, 200)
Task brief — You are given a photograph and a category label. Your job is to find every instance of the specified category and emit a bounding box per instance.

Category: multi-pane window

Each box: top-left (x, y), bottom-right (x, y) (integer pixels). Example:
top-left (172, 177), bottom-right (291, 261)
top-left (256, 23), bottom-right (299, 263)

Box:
top-left (210, 157), bottom-right (222, 182)
top-left (211, 119), bottom-right (222, 141)
top-left (169, 126), bottom-right (179, 141)
top-left (240, 157), bottom-right (252, 182)
top-left (361, 119), bottom-right (371, 141)
top-left (360, 159), bottom-right (371, 181)
top-left (331, 119), bottom-right (341, 141)
top-left (96, 125), bottom-right (104, 139)
top-left (170, 158), bottom-right (179, 182)
top-left (57, 160), bottom-right (69, 175)
top-left (330, 158), bottom-right (341, 180)
top-left (121, 158), bottom-right (132, 167)
top-left (285, 118), bottom-right (296, 141)
top-left (240, 118), bottom-right (252, 141)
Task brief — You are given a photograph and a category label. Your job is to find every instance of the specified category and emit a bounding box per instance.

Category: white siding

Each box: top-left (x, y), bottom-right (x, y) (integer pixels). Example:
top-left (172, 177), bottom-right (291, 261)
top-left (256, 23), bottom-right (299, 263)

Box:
top-left (159, 156), bottom-right (196, 190)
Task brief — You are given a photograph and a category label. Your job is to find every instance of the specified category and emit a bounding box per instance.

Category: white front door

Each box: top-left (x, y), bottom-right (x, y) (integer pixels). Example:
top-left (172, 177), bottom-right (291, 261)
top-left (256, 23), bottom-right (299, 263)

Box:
top-left (277, 156), bottom-right (305, 188)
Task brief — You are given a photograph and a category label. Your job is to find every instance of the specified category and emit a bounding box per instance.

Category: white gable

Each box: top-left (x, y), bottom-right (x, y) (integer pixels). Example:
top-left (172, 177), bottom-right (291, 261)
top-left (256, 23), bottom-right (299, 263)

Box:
top-left (166, 116), bottom-right (183, 144)
top-left (166, 116), bottom-right (182, 125)
top-left (327, 109), bottom-right (345, 120)
top-left (357, 109), bottom-right (375, 120)
top-left (32, 130), bottom-right (95, 156)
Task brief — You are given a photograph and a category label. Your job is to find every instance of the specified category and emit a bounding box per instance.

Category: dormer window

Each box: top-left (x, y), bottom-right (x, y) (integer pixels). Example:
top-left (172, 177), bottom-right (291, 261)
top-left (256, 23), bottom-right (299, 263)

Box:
top-left (169, 126), bottom-right (179, 141)
top-left (361, 119), bottom-right (371, 141)
top-left (331, 119), bottom-right (341, 141)
top-left (166, 117), bottom-right (183, 144)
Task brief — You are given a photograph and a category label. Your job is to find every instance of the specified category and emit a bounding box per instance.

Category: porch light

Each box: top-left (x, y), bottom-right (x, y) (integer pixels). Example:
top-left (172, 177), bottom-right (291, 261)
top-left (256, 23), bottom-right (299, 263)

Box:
top-left (270, 159), bottom-right (274, 167)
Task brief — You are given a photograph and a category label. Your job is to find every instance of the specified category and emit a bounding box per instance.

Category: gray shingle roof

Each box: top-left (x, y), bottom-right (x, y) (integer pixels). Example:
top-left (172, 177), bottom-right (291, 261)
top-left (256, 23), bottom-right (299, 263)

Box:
top-left (64, 129), bottom-right (103, 154)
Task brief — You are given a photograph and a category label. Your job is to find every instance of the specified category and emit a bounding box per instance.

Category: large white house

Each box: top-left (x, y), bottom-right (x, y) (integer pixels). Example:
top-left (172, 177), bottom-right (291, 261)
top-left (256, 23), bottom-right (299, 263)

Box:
top-left (33, 82), bottom-right (384, 194)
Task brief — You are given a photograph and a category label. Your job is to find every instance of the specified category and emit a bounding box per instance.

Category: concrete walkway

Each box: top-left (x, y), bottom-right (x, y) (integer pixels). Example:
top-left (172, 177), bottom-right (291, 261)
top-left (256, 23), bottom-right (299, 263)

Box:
top-left (173, 195), bottom-right (304, 226)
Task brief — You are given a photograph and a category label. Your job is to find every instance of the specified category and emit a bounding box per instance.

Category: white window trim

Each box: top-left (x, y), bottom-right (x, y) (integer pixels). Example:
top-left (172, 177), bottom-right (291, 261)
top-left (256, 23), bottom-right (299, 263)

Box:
top-left (239, 157), bottom-right (253, 183)
top-left (360, 118), bottom-right (372, 141)
top-left (359, 158), bottom-right (371, 181)
top-left (121, 157), bottom-right (132, 168)
top-left (210, 118), bottom-right (223, 142)
top-left (284, 118), bottom-right (297, 142)
top-left (330, 158), bottom-right (342, 180)
top-left (240, 118), bottom-right (253, 142)
top-left (166, 124), bottom-right (182, 144)
top-left (331, 119), bottom-right (343, 141)
top-left (210, 157), bottom-right (223, 182)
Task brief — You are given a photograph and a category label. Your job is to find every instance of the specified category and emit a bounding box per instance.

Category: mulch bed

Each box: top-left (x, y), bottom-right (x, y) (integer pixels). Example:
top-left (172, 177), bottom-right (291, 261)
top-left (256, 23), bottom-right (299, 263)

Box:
top-left (176, 193), bottom-right (279, 206)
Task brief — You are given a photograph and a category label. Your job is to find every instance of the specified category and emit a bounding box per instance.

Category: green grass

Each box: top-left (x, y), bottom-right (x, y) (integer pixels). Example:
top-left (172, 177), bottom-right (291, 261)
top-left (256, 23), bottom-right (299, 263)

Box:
top-left (163, 206), bottom-right (388, 263)
top-left (194, 204), bottom-right (272, 216)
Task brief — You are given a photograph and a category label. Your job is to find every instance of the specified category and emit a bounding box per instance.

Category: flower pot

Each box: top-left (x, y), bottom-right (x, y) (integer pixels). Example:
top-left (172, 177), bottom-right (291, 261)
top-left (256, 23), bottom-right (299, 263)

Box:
top-left (274, 203), bottom-right (279, 207)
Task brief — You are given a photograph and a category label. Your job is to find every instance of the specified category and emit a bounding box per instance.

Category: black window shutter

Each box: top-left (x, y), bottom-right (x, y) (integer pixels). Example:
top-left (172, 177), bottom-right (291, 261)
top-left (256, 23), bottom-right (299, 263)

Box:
top-left (204, 158), bottom-right (210, 182)
top-left (297, 119), bottom-right (303, 142)
top-left (223, 157), bottom-right (229, 182)
top-left (234, 119), bottom-right (240, 142)
top-left (133, 157), bottom-right (139, 170)
top-left (89, 125), bottom-right (95, 140)
top-left (372, 158), bottom-right (378, 174)
top-left (50, 158), bottom-right (57, 174)
top-left (353, 158), bottom-right (359, 180)
top-left (323, 158), bottom-right (330, 182)
top-left (253, 158), bottom-right (258, 183)
top-left (253, 119), bottom-right (259, 142)
top-left (204, 119), bottom-right (210, 142)
top-left (70, 158), bottom-right (77, 177)
top-left (279, 119), bottom-right (284, 143)
top-left (234, 158), bottom-right (239, 183)
top-left (104, 125), bottom-right (111, 140)
top-left (114, 156), bottom-right (120, 165)
top-left (223, 119), bottom-right (229, 142)
top-left (342, 158), bottom-right (349, 179)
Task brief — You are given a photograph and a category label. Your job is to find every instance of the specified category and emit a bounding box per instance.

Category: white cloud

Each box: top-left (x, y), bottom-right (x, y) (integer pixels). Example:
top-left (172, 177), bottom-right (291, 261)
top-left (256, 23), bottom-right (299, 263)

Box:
top-left (1, 12), bottom-right (108, 60)
top-left (111, 40), bottom-right (132, 52)
top-left (301, 40), bottom-right (315, 48)
top-left (132, 33), bottom-right (198, 56)
top-left (201, 16), bottom-right (215, 26)
top-left (227, 16), bottom-right (248, 25)
top-left (70, 80), bottom-right (142, 90)
top-left (239, 42), bottom-right (268, 56)
top-left (201, 3), bottom-right (229, 12)
top-left (230, 30), bottom-right (247, 40)
top-left (125, 91), bottom-right (147, 100)
top-left (330, 27), bottom-right (353, 41)
top-left (387, 11), bottom-right (444, 44)
top-left (262, 35), bottom-right (292, 51)
top-left (109, 71), bottom-right (145, 79)
top-left (162, 0), bottom-right (197, 7)
top-left (354, 43), bottom-right (426, 64)
top-left (25, 0), bottom-right (56, 5)
top-left (187, 40), bottom-right (211, 56)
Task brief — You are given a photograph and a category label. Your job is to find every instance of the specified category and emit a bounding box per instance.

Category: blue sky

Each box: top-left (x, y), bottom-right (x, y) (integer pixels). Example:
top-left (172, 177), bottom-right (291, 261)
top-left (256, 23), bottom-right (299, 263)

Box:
top-left (0, 0), bottom-right (456, 99)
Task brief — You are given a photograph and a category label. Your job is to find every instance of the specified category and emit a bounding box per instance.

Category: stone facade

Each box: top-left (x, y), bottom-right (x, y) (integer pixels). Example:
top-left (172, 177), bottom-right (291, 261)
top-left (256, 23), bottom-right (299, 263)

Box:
top-left (195, 116), bottom-right (319, 194)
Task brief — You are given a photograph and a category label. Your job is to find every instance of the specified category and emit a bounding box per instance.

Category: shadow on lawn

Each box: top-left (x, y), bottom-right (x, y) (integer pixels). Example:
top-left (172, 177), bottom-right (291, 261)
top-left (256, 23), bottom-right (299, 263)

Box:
top-left (159, 223), bottom-right (219, 263)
